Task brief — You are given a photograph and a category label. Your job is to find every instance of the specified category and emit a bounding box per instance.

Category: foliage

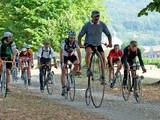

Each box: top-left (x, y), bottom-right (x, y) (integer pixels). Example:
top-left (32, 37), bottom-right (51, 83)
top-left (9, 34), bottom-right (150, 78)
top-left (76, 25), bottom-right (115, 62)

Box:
top-left (106, 0), bottom-right (160, 46)
top-left (138, 0), bottom-right (160, 17)
top-left (0, 0), bottom-right (107, 51)
top-left (143, 58), bottom-right (160, 68)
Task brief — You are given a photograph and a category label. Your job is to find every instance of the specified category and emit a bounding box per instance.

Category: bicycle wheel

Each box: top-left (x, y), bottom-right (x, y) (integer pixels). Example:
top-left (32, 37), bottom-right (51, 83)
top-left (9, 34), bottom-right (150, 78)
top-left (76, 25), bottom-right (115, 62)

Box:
top-left (90, 51), bottom-right (105, 108)
top-left (134, 77), bottom-right (142, 102)
top-left (115, 71), bottom-right (122, 90)
top-left (1, 71), bottom-right (7, 98)
top-left (64, 75), bottom-right (69, 99)
top-left (69, 74), bottom-right (75, 101)
top-left (23, 69), bottom-right (28, 89)
top-left (122, 72), bottom-right (131, 101)
top-left (47, 72), bottom-right (54, 95)
top-left (85, 87), bottom-right (91, 105)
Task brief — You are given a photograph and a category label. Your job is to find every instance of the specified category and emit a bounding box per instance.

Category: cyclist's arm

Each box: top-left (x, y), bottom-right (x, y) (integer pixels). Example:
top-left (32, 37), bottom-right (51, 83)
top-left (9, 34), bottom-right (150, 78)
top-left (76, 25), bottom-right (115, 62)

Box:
top-left (123, 48), bottom-right (128, 69)
top-left (50, 48), bottom-right (57, 65)
top-left (37, 48), bottom-right (42, 67)
top-left (76, 48), bottom-right (81, 65)
top-left (78, 23), bottom-right (87, 46)
top-left (11, 42), bottom-right (17, 62)
top-left (137, 49), bottom-right (145, 68)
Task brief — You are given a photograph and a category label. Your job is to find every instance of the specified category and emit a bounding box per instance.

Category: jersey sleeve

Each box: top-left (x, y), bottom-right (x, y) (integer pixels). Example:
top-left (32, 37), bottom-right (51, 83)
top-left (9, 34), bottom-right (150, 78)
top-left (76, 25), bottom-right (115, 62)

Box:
top-left (61, 40), bottom-right (65, 49)
top-left (101, 22), bottom-right (111, 37)
top-left (37, 48), bottom-right (42, 58)
top-left (11, 42), bottom-right (16, 50)
top-left (75, 41), bottom-right (80, 48)
top-left (50, 48), bottom-right (55, 58)
top-left (29, 49), bottom-right (33, 55)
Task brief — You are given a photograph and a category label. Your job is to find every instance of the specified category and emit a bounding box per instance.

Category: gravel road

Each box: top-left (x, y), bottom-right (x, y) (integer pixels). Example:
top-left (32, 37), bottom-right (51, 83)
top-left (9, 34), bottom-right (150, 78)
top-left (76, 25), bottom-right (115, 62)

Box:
top-left (12, 68), bottom-right (160, 120)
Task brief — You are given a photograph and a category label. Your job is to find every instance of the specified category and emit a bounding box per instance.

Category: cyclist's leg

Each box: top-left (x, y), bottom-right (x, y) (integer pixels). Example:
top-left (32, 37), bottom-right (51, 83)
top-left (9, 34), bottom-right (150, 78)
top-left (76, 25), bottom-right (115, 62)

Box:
top-left (117, 59), bottom-right (122, 71)
top-left (27, 65), bottom-right (31, 85)
top-left (98, 45), bottom-right (105, 68)
top-left (70, 55), bottom-right (79, 75)
top-left (123, 63), bottom-right (130, 85)
top-left (108, 61), bottom-right (114, 81)
top-left (85, 44), bottom-right (93, 76)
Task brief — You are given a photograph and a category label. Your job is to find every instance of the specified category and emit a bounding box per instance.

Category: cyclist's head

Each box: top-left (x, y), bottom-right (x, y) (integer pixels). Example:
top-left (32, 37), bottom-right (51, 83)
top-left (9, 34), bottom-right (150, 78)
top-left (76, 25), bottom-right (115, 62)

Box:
top-left (68, 31), bottom-right (76, 42)
top-left (130, 40), bottom-right (138, 52)
top-left (25, 44), bottom-right (30, 49)
top-left (91, 10), bottom-right (100, 24)
top-left (4, 32), bottom-right (13, 42)
top-left (114, 44), bottom-right (120, 52)
top-left (43, 40), bottom-right (50, 48)
top-left (21, 48), bottom-right (27, 53)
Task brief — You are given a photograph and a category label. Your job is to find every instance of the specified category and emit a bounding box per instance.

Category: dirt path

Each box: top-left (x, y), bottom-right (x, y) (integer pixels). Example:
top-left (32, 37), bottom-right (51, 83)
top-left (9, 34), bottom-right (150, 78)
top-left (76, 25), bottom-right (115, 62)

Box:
top-left (1, 68), bottom-right (160, 120)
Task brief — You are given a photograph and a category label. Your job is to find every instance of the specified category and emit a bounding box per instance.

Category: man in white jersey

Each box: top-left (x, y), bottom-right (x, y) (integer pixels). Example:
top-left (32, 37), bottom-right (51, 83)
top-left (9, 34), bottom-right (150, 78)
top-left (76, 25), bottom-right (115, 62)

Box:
top-left (37, 40), bottom-right (58, 91)
top-left (60, 31), bottom-right (81, 96)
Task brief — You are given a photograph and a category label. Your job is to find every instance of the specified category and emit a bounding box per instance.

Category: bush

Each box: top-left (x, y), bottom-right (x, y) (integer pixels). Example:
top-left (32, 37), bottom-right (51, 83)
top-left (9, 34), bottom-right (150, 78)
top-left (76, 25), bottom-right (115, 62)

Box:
top-left (143, 58), bottom-right (160, 68)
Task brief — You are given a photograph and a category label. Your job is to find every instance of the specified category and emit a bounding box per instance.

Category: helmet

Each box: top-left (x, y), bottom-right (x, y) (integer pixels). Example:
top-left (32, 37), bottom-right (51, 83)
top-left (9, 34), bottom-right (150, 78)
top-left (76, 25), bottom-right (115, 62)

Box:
top-left (4, 32), bottom-right (13, 37)
top-left (68, 31), bottom-right (76, 37)
top-left (22, 48), bottom-right (27, 52)
top-left (25, 44), bottom-right (30, 49)
top-left (43, 40), bottom-right (50, 45)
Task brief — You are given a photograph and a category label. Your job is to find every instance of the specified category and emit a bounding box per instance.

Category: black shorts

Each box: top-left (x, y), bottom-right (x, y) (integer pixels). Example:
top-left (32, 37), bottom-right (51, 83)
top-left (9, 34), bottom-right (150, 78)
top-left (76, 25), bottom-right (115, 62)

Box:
top-left (1, 57), bottom-right (12, 70)
top-left (108, 58), bottom-right (120, 67)
top-left (64, 54), bottom-right (78, 64)
top-left (84, 43), bottom-right (104, 53)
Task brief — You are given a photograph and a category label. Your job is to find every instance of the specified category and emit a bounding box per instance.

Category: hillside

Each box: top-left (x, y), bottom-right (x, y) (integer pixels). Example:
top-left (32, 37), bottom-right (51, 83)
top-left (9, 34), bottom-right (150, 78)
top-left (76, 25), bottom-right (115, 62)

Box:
top-left (106, 0), bottom-right (160, 46)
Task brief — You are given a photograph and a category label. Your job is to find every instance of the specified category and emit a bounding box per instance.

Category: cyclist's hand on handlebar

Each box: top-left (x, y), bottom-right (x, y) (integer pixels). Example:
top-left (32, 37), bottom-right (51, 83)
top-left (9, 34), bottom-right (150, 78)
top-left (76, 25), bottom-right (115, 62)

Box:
top-left (79, 45), bottom-right (85, 48)
top-left (142, 68), bottom-right (147, 73)
top-left (107, 43), bottom-right (112, 48)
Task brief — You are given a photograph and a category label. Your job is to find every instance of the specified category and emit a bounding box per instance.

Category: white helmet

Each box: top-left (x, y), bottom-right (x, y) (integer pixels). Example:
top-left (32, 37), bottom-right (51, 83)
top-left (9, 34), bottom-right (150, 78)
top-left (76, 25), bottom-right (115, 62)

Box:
top-left (22, 48), bottom-right (27, 52)
top-left (68, 31), bottom-right (76, 37)
top-left (4, 32), bottom-right (13, 37)
top-left (25, 44), bottom-right (30, 49)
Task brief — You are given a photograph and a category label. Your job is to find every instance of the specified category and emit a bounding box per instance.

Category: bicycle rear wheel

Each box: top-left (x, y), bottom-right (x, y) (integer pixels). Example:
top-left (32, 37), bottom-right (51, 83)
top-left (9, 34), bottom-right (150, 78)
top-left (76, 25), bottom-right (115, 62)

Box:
top-left (1, 71), bottom-right (7, 98)
top-left (90, 51), bottom-right (105, 108)
top-left (47, 72), bottom-right (54, 95)
top-left (69, 74), bottom-right (75, 101)
top-left (122, 72), bottom-right (131, 101)
top-left (134, 78), bottom-right (142, 102)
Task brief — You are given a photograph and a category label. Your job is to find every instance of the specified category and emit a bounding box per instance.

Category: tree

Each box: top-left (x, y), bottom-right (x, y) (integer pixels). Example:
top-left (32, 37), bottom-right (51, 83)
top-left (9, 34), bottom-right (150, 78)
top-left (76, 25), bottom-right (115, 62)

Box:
top-left (0, 0), bottom-right (108, 51)
top-left (138, 0), bottom-right (160, 17)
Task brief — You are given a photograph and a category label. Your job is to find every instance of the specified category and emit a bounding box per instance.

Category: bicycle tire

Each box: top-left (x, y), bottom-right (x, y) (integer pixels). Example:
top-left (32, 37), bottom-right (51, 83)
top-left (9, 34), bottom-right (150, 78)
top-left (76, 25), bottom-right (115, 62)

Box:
top-left (1, 71), bottom-right (7, 98)
top-left (23, 69), bottom-right (28, 89)
top-left (85, 87), bottom-right (91, 105)
top-left (11, 69), bottom-right (16, 82)
top-left (115, 71), bottom-right (122, 90)
top-left (64, 75), bottom-right (69, 99)
top-left (122, 72), bottom-right (131, 101)
top-left (69, 74), bottom-right (75, 101)
top-left (47, 72), bottom-right (54, 95)
top-left (90, 51), bottom-right (105, 108)
top-left (134, 77), bottom-right (142, 102)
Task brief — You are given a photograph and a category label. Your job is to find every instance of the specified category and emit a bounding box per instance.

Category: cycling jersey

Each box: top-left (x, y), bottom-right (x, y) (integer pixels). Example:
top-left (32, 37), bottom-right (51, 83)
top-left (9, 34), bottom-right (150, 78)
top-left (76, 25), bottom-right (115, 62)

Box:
top-left (27, 49), bottom-right (33, 55)
top-left (37, 47), bottom-right (55, 58)
top-left (61, 38), bottom-right (79, 57)
top-left (107, 49), bottom-right (123, 61)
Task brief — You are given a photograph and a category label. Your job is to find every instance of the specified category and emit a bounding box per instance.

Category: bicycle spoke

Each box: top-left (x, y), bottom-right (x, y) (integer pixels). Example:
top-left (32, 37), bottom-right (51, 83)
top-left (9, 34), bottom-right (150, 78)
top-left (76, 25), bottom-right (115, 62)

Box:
top-left (134, 78), bottom-right (142, 102)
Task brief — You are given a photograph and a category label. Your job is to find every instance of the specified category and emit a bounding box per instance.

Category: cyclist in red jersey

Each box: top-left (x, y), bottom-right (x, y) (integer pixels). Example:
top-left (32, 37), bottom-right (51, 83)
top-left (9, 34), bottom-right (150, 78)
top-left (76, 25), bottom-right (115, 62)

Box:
top-left (107, 44), bottom-right (123, 88)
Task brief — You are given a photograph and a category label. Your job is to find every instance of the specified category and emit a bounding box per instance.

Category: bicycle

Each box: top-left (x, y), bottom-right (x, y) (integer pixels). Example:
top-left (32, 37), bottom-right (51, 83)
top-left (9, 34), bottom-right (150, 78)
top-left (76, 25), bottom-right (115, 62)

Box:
top-left (40, 63), bottom-right (55, 95)
top-left (64, 63), bottom-right (76, 101)
top-left (0, 58), bottom-right (13, 98)
top-left (122, 62), bottom-right (144, 102)
top-left (85, 45), bottom-right (105, 108)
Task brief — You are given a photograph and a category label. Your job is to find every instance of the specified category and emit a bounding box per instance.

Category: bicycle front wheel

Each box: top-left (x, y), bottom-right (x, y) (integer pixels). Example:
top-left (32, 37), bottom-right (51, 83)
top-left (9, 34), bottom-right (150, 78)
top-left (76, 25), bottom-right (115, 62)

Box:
top-left (69, 74), bottom-right (75, 101)
top-left (47, 72), bottom-right (54, 95)
top-left (23, 69), bottom-right (28, 89)
top-left (1, 71), bottom-right (7, 98)
top-left (115, 71), bottom-right (122, 90)
top-left (90, 51), bottom-right (105, 108)
top-left (122, 72), bottom-right (131, 101)
top-left (134, 78), bottom-right (142, 102)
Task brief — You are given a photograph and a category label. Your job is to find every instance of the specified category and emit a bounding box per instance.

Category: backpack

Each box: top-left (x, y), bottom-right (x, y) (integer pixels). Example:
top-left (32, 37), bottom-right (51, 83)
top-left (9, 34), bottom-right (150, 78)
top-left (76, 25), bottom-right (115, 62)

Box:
top-left (41, 47), bottom-right (51, 57)
top-left (64, 38), bottom-right (76, 53)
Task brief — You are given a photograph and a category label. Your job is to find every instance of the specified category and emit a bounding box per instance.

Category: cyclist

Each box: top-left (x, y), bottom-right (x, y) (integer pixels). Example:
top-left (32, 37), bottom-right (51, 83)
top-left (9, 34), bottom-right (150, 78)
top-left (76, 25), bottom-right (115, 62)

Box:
top-left (25, 44), bottom-right (34, 68)
top-left (122, 41), bottom-right (146, 87)
top-left (60, 31), bottom-right (81, 96)
top-left (19, 48), bottom-right (32, 85)
top-left (78, 10), bottom-right (112, 79)
top-left (0, 32), bottom-right (17, 92)
top-left (107, 44), bottom-right (123, 88)
top-left (37, 40), bottom-right (58, 91)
